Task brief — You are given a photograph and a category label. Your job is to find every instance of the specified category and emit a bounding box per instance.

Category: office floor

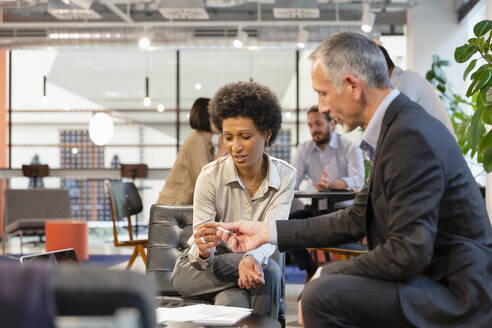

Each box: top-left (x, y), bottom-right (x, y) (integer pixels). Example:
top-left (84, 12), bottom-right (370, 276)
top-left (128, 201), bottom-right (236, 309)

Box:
top-left (3, 234), bottom-right (304, 328)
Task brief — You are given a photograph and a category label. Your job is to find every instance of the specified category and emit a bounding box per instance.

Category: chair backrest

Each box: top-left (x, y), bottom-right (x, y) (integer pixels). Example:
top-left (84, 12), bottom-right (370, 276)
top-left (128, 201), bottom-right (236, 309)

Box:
top-left (146, 204), bottom-right (285, 295)
top-left (107, 181), bottom-right (143, 220)
top-left (146, 204), bottom-right (193, 296)
top-left (106, 181), bottom-right (144, 245)
top-left (4, 189), bottom-right (72, 225)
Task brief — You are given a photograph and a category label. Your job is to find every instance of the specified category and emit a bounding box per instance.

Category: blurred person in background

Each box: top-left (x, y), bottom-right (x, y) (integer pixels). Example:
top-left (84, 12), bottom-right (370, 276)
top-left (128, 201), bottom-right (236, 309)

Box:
top-left (157, 97), bottom-right (225, 205)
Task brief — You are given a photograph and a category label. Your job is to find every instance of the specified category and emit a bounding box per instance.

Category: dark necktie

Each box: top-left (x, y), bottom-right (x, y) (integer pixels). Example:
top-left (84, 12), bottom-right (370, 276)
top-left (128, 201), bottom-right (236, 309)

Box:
top-left (360, 140), bottom-right (375, 162)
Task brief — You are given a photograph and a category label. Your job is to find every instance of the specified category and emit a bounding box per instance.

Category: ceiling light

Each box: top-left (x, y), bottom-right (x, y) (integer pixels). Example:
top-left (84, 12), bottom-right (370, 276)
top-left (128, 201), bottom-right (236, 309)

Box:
top-left (89, 113), bottom-right (114, 146)
top-left (361, 1), bottom-right (375, 33)
top-left (233, 29), bottom-right (247, 49)
top-left (195, 83), bottom-right (202, 90)
top-left (139, 36), bottom-right (151, 49)
top-left (71, 147), bottom-right (78, 155)
top-left (297, 27), bottom-right (307, 49)
top-left (143, 77), bottom-right (151, 107)
top-left (157, 104), bottom-right (165, 112)
top-left (232, 39), bottom-right (243, 49)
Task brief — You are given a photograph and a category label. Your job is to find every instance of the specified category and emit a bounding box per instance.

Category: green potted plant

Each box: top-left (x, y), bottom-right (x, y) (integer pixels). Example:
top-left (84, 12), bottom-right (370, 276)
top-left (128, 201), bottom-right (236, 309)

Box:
top-left (454, 19), bottom-right (492, 171)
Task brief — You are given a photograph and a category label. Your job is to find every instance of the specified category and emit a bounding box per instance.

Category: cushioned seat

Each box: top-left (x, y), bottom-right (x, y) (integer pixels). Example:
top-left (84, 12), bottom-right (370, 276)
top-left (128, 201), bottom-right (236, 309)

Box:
top-left (3, 189), bottom-right (76, 254)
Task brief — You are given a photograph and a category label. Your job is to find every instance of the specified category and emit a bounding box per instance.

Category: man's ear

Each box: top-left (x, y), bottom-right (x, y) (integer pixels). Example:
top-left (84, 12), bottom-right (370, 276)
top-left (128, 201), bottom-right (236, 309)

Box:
top-left (343, 74), bottom-right (362, 101)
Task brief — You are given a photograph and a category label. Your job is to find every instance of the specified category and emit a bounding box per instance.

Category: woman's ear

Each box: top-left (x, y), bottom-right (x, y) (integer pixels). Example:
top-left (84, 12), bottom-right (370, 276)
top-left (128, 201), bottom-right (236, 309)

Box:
top-left (265, 129), bottom-right (273, 146)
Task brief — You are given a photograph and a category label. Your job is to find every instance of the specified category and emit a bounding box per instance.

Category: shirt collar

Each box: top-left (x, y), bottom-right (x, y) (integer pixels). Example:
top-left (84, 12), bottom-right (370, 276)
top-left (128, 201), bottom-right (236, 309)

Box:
top-left (313, 130), bottom-right (339, 152)
top-left (223, 153), bottom-right (280, 190)
top-left (361, 89), bottom-right (400, 152)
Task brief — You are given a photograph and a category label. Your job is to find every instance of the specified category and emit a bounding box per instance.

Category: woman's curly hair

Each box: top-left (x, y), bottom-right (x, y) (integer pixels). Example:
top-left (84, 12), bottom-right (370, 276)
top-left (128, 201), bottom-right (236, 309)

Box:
top-left (208, 81), bottom-right (282, 145)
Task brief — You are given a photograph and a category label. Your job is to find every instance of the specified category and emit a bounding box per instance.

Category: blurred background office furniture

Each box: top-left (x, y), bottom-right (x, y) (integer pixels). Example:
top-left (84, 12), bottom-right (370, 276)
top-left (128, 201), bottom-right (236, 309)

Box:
top-left (22, 164), bottom-right (50, 189)
top-left (54, 264), bottom-right (156, 328)
top-left (106, 181), bottom-right (148, 269)
top-left (146, 204), bottom-right (286, 326)
top-left (120, 164), bottom-right (149, 181)
top-left (45, 220), bottom-right (89, 261)
top-left (2, 188), bottom-right (73, 255)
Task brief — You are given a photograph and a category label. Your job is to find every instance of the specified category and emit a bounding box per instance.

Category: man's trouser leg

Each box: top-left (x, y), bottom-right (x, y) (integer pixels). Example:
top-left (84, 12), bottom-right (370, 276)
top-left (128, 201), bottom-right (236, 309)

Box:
top-left (302, 274), bottom-right (412, 328)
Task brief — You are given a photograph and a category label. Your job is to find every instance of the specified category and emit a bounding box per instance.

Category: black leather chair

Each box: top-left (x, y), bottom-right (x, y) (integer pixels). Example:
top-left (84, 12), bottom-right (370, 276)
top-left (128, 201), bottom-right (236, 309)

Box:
top-left (146, 204), bottom-right (286, 326)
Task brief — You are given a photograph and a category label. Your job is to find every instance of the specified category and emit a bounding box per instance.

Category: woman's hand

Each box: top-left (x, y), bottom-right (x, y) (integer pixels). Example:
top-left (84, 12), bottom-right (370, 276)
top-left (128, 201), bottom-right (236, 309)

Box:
top-left (238, 255), bottom-right (265, 290)
top-left (194, 222), bottom-right (221, 259)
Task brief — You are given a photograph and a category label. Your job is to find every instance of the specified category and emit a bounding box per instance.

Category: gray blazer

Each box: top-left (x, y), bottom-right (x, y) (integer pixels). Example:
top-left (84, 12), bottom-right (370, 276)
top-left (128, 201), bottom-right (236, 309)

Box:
top-left (277, 94), bottom-right (492, 327)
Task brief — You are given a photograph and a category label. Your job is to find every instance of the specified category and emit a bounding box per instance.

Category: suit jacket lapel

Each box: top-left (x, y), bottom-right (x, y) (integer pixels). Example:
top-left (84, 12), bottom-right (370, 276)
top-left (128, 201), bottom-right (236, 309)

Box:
top-left (364, 94), bottom-right (410, 244)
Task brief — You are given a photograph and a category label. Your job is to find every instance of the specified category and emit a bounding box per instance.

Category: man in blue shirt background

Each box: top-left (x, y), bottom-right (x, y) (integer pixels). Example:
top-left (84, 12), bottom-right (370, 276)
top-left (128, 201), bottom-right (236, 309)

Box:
top-left (289, 105), bottom-right (364, 280)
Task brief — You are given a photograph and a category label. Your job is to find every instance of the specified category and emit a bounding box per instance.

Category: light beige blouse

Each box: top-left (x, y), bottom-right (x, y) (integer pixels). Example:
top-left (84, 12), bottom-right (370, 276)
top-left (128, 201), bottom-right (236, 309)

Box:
top-left (188, 153), bottom-right (296, 269)
top-left (157, 130), bottom-right (214, 205)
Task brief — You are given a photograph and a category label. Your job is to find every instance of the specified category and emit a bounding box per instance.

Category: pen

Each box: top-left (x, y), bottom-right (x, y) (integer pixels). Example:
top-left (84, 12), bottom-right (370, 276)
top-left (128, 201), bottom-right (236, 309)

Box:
top-left (217, 226), bottom-right (233, 235)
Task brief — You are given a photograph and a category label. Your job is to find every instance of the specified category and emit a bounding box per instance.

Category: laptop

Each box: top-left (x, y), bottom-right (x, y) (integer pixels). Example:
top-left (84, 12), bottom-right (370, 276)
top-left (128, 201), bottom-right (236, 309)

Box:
top-left (19, 248), bottom-right (78, 264)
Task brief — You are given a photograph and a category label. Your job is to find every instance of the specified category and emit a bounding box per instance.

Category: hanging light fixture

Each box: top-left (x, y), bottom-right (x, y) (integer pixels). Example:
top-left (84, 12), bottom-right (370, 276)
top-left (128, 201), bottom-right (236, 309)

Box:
top-left (297, 26), bottom-right (307, 49)
top-left (361, 1), bottom-right (375, 33)
top-left (143, 51), bottom-right (151, 107)
top-left (41, 75), bottom-right (48, 104)
top-left (143, 76), bottom-right (151, 107)
top-left (233, 28), bottom-right (248, 49)
top-left (89, 112), bottom-right (114, 146)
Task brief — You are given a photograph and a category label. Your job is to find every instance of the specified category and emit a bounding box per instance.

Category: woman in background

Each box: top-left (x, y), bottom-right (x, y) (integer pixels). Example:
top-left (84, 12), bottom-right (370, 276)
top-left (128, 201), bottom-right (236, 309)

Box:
top-left (157, 97), bottom-right (224, 205)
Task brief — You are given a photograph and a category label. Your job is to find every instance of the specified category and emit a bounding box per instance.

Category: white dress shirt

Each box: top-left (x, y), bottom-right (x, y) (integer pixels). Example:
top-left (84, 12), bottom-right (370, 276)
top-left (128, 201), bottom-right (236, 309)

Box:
top-left (390, 66), bottom-right (456, 139)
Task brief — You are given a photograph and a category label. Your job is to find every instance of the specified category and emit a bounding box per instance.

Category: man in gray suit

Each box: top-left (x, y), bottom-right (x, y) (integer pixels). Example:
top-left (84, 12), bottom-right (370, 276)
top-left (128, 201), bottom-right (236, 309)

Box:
top-left (215, 32), bottom-right (492, 327)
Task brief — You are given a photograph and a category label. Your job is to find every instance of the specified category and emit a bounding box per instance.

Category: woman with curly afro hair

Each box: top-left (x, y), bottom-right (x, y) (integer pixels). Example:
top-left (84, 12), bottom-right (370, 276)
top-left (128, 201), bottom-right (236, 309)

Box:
top-left (172, 81), bottom-right (296, 319)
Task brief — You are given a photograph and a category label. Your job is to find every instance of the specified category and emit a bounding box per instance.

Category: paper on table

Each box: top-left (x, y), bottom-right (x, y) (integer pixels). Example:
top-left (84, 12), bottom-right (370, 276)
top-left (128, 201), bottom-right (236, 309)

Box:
top-left (156, 304), bottom-right (252, 325)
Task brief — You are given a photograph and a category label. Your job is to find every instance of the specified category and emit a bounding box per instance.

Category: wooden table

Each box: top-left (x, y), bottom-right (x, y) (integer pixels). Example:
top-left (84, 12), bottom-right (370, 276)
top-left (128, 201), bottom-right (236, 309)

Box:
top-left (294, 190), bottom-right (356, 215)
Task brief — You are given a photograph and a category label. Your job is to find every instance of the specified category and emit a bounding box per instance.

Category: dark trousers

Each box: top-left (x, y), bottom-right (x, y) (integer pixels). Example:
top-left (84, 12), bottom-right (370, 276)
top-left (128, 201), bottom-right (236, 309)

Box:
top-left (302, 274), bottom-right (413, 328)
top-left (288, 207), bottom-right (331, 276)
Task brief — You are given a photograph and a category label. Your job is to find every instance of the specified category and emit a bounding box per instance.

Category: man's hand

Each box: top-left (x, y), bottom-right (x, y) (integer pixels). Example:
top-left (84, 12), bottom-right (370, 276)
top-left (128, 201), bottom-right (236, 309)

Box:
top-left (194, 222), bottom-right (221, 259)
top-left (314, 170), bottom-right (330, 191)
top-left (217, 221), bottom-right (269, 253)
top-left (238, 255), bottom-right (265, 289)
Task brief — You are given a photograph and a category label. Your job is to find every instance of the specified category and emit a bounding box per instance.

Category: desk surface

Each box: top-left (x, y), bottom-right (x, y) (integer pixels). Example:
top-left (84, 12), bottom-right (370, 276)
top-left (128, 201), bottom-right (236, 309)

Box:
top-left (161, 313), bottom-right (281, 328)
top-left (294, 190), bottom-right (355, 199)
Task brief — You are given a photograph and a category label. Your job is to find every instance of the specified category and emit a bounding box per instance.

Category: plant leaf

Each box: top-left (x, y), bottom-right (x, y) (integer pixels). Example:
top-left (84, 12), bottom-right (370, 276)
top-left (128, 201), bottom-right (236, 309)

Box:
top-left (425, 71), bottom-right (435, 81)
top-left (463, 59), bottom-right (477, 80)
top-left (470, 107), bottom-right (484, 147)
top-left (484, 53), bottom-right (492, 64)
top-left (468, 37), bottom-right (478, 45)
top-left (483, 146), bottom-right (492, 173)
top-left (455, 44), bottom-right (478, 63)
top-left (479, 129), bottom-right (492, 152)
top-left (485, 31), bottom-right (492, 53)
top-left (474, 69), bottom-right (492, 93)
top-left (432, 55), bottom-right (440, 64)
top-left (466, 78), bottom-right (479, 97)
top-left (437, 84), bottom-right (445, 93)
top-left (474, 20), bottom-right (492, 37)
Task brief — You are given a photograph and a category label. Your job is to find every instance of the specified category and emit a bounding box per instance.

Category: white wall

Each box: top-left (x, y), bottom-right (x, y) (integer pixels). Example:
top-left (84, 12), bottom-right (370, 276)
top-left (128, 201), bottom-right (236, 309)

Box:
top-left (407, 0), bottom-right (486, 98)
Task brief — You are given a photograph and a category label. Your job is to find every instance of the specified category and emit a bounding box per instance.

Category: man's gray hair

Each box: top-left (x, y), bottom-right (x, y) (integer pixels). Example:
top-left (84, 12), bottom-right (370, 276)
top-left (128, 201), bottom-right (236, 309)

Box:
top-left (309, 32), bottom-right (390, 91)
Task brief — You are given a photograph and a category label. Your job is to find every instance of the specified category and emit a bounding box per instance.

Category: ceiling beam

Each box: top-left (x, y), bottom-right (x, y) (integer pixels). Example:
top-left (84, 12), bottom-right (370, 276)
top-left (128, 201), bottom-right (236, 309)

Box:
top-left (100, 0), bottom-right (134, 24)
top-left (0, 19), bottom-right (363, 29)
